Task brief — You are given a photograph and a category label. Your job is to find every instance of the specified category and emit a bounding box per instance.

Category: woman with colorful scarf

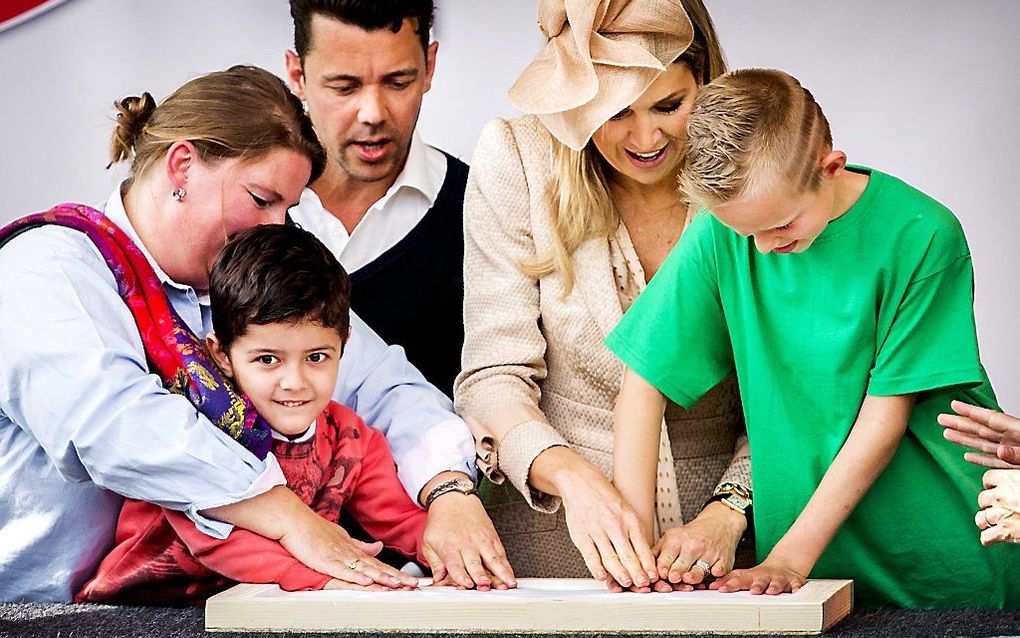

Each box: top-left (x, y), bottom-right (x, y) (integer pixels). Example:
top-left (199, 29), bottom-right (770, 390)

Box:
top-left (0, 65), bottom-right (426, 602)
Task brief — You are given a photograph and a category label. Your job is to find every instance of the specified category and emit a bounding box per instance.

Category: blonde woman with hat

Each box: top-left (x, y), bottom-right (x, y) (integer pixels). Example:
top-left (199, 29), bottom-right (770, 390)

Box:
top-left (455, 0), bottom-right (751, 592)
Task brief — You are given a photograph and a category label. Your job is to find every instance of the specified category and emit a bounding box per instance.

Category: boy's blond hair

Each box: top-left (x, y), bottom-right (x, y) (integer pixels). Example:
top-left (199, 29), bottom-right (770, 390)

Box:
top-left (680, 68), bottom-right (833, 207)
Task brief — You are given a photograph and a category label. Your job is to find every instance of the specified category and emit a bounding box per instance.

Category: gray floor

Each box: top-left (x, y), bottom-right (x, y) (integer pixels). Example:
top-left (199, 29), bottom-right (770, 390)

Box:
top-left (2, 603), bottom-right (1020, 638)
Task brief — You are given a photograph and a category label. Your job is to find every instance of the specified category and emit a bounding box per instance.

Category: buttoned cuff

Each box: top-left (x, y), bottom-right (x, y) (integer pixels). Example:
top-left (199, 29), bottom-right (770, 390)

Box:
top-left (184, 453), bottom-right (287, 538)
top-left (499, 419), bottom-right (570, 514)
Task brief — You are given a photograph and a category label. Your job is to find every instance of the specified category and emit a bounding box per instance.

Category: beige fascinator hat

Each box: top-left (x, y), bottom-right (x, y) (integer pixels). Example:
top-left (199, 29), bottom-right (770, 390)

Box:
top-left (509, 0), bottom-right (694, 151)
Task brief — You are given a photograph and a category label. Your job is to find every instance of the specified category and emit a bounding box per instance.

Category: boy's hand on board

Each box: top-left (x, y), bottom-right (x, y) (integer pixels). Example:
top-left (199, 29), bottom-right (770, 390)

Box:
top-left (709, 555), bottom-right (806, 596)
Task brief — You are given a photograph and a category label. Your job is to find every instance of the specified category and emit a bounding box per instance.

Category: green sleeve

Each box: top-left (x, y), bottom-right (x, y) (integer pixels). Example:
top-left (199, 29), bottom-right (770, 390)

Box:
top-left (867, 254), bottom-right (985, 396)
top-left (605, 215), bottom-right (734, 409)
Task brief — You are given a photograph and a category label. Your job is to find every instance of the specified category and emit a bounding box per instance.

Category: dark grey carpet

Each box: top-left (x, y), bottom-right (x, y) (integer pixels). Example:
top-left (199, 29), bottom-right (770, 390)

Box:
top-left (2, 604), bottom-right (1020, 638)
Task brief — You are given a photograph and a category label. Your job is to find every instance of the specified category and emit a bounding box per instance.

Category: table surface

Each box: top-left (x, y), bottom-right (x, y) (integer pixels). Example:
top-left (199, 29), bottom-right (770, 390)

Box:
top-left (2, 602), bottom-right (1020, 638)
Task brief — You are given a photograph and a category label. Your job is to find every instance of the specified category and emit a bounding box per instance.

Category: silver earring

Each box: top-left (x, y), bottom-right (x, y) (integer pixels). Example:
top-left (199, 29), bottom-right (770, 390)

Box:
top-left (171, 187), bottom-right (186, 202)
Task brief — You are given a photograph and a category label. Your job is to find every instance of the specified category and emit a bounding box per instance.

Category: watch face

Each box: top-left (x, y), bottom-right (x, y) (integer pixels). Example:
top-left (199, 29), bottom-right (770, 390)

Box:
top-left (724, 494), bottom-right (751, 512)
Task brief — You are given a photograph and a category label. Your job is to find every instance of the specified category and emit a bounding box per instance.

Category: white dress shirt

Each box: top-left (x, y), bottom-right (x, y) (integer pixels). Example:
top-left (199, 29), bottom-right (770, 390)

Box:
top-left (289, 131), bottom-right (447, 273)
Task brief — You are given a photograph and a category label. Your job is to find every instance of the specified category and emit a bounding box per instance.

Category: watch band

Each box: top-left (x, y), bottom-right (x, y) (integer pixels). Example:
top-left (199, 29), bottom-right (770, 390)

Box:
top-left (704, 482), bottom-right (753, 516)
top-left (423, 478), bottom-right (479, 509)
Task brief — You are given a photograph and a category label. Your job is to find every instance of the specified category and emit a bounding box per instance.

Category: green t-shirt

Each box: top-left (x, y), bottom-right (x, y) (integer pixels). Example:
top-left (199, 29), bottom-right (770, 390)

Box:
top-left (606, 167), bottom-right (1019, 609)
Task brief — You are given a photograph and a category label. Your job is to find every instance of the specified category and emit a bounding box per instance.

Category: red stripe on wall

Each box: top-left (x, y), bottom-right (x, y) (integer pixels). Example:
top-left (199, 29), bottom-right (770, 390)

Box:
top-left (0, 0), bottom-right (67, 32)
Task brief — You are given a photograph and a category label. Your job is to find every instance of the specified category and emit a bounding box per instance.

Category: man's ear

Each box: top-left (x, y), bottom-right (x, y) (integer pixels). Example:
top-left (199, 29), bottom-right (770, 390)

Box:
top-left (285, 49), bottom-right (307, 101)
top-left (819, 149), bottom-right (847, 182)
top-left (206, 333), bottom-right (234, 378)
top-left (165, 141), bottom-right (197, 194)
top-left (422, 41), bottom-right (439, 93)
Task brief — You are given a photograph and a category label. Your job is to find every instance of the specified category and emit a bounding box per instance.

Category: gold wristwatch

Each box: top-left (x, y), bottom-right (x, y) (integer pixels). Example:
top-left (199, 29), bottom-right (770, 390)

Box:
top-left (705, 482), bottom-right (752, 516)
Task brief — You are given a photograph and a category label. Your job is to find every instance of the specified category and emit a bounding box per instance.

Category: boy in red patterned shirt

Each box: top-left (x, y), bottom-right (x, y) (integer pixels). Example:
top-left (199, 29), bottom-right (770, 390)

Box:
top-left (77, 225), bottom-right (426, 605)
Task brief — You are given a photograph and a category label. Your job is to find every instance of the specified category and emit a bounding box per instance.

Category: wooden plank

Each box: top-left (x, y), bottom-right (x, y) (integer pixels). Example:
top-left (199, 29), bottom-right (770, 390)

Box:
top-left (206, 578), bottom-right (853, 634)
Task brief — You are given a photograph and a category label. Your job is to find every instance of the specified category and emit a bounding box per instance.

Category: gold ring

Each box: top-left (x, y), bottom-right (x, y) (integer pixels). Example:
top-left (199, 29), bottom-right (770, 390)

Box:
top-left (983, 509), bottom-right (993, 528)
top-left (345, 558), bottom-right (360, 570)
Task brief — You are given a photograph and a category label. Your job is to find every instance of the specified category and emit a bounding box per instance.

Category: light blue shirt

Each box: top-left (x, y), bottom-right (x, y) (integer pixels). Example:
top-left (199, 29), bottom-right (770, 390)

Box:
top-left (0, 189), bottom-right (474, 602)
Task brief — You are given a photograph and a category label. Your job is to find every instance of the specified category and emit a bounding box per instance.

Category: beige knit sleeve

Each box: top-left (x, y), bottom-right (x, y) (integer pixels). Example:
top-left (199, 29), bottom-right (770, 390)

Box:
top-left (454, 119), bottom-right (568, 512)
top-left (718, 432), bottom-right (753, 492)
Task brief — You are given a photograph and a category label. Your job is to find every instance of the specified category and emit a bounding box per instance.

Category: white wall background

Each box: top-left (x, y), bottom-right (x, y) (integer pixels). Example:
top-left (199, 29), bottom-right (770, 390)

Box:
top-left (1, 1), bottom-right (1017, 410)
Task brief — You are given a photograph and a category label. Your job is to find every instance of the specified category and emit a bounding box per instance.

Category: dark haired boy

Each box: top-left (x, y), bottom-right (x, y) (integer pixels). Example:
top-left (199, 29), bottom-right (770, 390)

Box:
top-left (77, 225), bottom-right (427, 604)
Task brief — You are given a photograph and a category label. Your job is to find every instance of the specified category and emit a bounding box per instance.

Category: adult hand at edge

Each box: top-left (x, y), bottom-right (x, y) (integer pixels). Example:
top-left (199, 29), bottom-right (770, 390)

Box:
top-left (939, 401), bottom-right (1020, 467)
top-left (421, 489), bottom-right (517, 591)
top-left (976, 469), bottom-right (1020, 545)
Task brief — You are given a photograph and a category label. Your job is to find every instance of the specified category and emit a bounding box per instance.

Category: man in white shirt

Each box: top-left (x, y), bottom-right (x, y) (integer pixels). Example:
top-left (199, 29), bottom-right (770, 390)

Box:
top-left (284, 0), bottom-right (511, 589)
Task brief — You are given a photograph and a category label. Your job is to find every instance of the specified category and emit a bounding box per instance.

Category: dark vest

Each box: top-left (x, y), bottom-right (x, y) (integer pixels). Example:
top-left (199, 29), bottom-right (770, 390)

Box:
top-left (347, 151), bottom-right (468, 398)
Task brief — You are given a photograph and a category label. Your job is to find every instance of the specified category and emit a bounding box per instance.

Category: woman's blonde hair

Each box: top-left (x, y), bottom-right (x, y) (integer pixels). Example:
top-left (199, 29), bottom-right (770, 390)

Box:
top-left (522, 0), bottom-right (726, 293)
top-left (109, 65), bottom-right (325, 187)
top-left (679, 68), bottom-right (833, 208)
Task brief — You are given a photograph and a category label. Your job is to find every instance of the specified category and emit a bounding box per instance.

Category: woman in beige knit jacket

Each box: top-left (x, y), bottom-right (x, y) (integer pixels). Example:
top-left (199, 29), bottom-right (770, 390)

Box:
top-left (455, 0), bottom-right (751, 593)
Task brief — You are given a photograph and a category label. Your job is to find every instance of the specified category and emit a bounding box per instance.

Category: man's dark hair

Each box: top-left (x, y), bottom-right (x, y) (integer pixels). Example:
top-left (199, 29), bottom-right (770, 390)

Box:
top-left (290, 0), bottom-right (434, 60)
top-left (210, 224), bottom-right (351, 352)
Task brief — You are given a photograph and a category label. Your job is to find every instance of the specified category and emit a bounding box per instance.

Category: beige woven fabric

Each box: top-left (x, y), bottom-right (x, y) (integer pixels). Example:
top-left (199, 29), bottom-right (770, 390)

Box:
top-left (454, 115), bottom-right (750, 576)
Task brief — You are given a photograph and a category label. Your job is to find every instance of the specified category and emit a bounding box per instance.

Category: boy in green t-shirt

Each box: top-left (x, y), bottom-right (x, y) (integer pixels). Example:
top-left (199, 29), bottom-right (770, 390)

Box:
top-left (606, 68), bottom-right (1019, 608)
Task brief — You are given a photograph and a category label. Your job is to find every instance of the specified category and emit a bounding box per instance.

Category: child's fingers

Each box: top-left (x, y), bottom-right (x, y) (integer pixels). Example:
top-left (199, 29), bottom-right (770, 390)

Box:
top-left (749, 575), bottom-right (770, 595)
top-left (712, 569), bottom-right (747, 593)
top-left (652, 579), bottom-right (674, 593)
top-left (604, 577), bottom-right (625, 593)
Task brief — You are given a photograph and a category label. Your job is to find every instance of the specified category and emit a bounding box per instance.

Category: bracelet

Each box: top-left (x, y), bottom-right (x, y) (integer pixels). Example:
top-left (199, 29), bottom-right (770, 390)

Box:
top-left (423, 478), bottom-right (479, 509)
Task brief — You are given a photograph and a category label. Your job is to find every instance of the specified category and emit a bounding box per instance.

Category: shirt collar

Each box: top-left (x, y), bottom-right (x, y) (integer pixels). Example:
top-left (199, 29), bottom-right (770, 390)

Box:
top-left (373, 131), bottom-right (444, 211)
top-left (102, 182), bottom-right (208, 302)
top-left (271, 419), bottom-right (317, 443)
